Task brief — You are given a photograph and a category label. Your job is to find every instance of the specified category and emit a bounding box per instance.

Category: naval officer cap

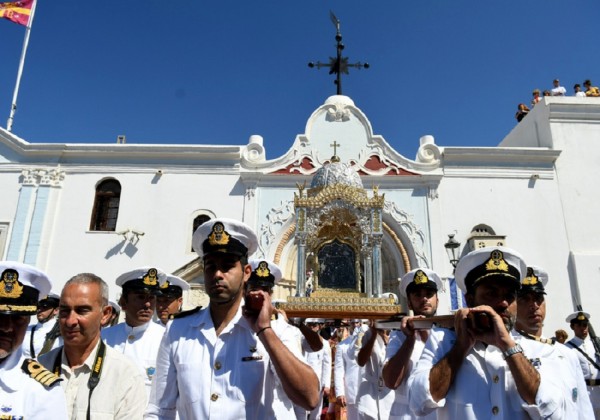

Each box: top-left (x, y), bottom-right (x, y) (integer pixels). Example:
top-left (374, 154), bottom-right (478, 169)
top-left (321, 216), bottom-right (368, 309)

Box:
top-left (518, 265), bottom-right (548, 296)
top-left (116, 267), bottom-right (167, 294)
top-left (399, 268), bottom-right (443, 298)
top-left (0, 261), bottom-right (52, 315)
top-left (248, 259), bottom-right (282, 289)
top-left (38, 290), bottom-right (60, 309)
top-left (193, 218), bottom-right (258, 259)
top-left (455, 246), bottom-right (526, 294)
top-left (566, 311), bottom-right (590, 324)
top-left (159, 274), bottom-right (190, 298)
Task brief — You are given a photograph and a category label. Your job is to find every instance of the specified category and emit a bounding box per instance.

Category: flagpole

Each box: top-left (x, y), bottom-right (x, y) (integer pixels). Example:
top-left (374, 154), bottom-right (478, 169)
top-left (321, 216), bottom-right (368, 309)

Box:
top-left (6, 0), bottom-right (38, 132)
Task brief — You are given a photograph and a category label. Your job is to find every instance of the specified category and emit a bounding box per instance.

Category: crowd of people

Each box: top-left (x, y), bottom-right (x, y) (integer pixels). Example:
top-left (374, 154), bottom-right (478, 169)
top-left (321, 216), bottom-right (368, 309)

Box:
top-left (1, 217), bottom-right (600, 419)
top-left (515, 78), bottom-right (600, 122)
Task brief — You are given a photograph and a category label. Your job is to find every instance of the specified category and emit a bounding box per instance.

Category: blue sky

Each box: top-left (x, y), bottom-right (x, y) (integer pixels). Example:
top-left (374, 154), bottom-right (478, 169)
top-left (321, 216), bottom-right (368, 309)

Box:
top-left (1, 1), bottom-right (599, 160)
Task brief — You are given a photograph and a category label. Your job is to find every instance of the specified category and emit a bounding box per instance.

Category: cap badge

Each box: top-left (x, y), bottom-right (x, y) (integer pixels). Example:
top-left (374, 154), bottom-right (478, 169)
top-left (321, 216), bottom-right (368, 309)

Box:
top-left (143, 268), bottom-right (158, 286)
top-left (577, 312), bottom-right (586, 321)
top-left (160, 280), bottom-right (170, 289)
top-left (413, 270), bottom-right (429, 285)
top-left (523, 267), bottom-right (539, 285)
top-left (485, 250), bottom-right (509, 272)
top-left (256, 261), bottom-right (270, 278)
top-left (208, 222), bottom-right (230, 246)
top-left (0, 269), bottom-right (24, 298)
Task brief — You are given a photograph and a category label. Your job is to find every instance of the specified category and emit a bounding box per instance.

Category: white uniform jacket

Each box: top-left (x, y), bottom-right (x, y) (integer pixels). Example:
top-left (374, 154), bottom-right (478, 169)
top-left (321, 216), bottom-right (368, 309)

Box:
top-left (566, 336), bottom-right (600, 413)
top-left (408, 328), bottom-right (566, 420)
top-left (102, 320), bottom-right (165, 397)
top-left (333, 334), bottom-right (363, 404)
top-left (40, 340), bottom-right (147, 419)
top-left (145, 304), bottom-right (307, 420)
top-left (304, 336), bottom-right (332, 389)
top-left (383, 329), bottom-right (436, 420)
top-left (23, 319), bottom-right (61, 358)
top-left (355, 329), bottom-right (394, 420)
top-left (0, 347), bottom-right (68, 419)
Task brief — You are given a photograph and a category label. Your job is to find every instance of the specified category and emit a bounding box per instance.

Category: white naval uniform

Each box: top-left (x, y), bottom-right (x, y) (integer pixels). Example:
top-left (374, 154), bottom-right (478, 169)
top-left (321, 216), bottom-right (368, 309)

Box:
top-left (145, 304), bottom-right (307, 419)
top-left (408, 329), bottom-right (566, 419)
top-left (302, 336), bottom-right (332, 420)
top-left (566, 336), bottom-right (600, 418)
top-left (355, 329), bottom-right (394, 420)
top-left (383, 330), bottom-right (436, 420)
top-left (101, 320), bottom-right (165, 397)
top-left (40, 340), bottom-right (147, 419)
top-left (23, 319), bottom-right (61, 358)
top-left (334, 334), bottom-right (364, 420)
top-left (0, 347), bottom-right (68, 419)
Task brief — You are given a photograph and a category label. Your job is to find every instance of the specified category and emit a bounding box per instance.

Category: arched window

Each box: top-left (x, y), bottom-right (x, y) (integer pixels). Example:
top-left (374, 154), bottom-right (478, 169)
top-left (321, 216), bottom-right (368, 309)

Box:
top-left (90, 179), bottom-right (121, 231)
top-left (191, 214), bottom-right (211, 251)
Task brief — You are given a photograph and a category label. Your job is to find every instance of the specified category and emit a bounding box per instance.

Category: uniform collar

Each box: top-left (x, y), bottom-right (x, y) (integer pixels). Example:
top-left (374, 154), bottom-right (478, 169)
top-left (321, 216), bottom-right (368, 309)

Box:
top-left (569, 336), bottom-right (585, 346)
top-left (195, 302), bottom-right (253, 335)
top-left (0, 348), bottom-right (24, 392)
top-left (124, 320), bottom-right (151, 336)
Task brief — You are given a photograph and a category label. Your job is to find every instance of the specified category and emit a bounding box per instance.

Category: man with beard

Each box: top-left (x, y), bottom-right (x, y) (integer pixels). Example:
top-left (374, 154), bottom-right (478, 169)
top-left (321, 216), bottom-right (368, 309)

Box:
top-left (515, 266), bottom-right (593, 418)
top-left (23, 290), bottom-right (61, 358)
top-left (40, 273), bottom-right (146, 418)
top-left (382, 268), bottom-right (442, 420)
top-left (0, 261), bottom-right (67, 418)
top-left (102, 266), bottom-right (167, 398)
top-left (146, 219), bottom-right (318, 419)
top-left (565, 311), bottom-right (600, 418)
top-left (409, 247), bottom-right (566, 419)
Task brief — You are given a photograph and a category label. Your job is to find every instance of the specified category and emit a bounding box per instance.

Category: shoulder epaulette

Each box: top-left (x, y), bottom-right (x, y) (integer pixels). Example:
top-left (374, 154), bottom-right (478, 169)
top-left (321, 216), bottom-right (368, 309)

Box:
top-left (21, 358), bottom-right (62, 387)
top-left (172, 306), bottom-right (203, 319)
top-left (517, 330), bottom-right (555, 345)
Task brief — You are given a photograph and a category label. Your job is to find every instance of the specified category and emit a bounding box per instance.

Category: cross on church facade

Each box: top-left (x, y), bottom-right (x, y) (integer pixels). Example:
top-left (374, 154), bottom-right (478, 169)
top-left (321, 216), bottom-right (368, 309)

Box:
top-left (330, 140), bottom-right (341, 156)
top-left (308, 11), bottom-right (369, 95)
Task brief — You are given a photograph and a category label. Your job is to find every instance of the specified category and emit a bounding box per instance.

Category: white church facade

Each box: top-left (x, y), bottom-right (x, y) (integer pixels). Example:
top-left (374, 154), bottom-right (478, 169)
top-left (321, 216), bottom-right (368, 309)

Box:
top-left (0, 94), bottom-right (598, 334)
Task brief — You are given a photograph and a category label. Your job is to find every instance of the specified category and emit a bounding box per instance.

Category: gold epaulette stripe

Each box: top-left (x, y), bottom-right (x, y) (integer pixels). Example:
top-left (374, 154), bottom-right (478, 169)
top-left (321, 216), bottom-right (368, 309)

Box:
top-left (21, 358), bottom-right (62, 388)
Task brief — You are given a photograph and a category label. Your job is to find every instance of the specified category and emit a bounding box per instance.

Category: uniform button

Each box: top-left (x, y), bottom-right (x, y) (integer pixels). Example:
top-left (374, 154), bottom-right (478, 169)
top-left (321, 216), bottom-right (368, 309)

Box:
top-left (211, 393), bottom-right (218, 401)
top-left (493, 375), bottom-right (499, 383)
top-left (127, 335), bottom-right (135, 341)
top-left (492, 406), bottom-right (499, 415)
top-left (214, 361), bottom-right (222, 370)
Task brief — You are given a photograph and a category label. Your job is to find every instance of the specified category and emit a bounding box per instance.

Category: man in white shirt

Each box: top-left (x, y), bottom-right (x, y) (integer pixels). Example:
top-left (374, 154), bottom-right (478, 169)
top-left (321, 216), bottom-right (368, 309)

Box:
top-left (302, 318), bottom-right (332, 419)
top-left (551, 78), bottom-right (566, 96)
top-left (382, 268), bottom-right (442, 420)
top-left (565, 311), bottom-right (600, 418)
top-left (334, 319), bottom-right (366, 420)
top-left (409, 246), bottom-right (567, 419)
top-left (102, 266), bottom-right (167, 397)
top-left (146, 218), bottom-right (318, 419)
top-left (0, 261), bottom-right (68, 419)
top-left (23, 290), bottom-right (61, 358)
top-left (40, 272), bottom-right (146, 419)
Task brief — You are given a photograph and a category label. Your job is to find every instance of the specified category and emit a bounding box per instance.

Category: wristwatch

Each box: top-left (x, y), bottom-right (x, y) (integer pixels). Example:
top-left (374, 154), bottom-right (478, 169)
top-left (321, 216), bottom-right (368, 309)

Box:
top-left (502, 343), bottom-right (523, 359)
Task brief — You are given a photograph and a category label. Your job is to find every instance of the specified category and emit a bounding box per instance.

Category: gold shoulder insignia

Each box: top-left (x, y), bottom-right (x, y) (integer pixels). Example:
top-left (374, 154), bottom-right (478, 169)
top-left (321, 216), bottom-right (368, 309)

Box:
top-left (173, 306), bottom-right (203, 319)
top-left (21, 358), bottom-right (62, 388)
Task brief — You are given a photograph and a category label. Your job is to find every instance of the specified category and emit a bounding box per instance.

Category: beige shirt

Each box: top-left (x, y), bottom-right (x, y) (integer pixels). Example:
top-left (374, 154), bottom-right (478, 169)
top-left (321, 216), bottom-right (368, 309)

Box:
top-left (40, 339), bottom-right (147, 420)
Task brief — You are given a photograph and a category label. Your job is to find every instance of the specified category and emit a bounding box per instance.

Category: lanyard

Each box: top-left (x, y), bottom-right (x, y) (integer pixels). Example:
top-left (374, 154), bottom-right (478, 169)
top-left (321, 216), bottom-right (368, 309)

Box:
top-left (53, 340), bottom-right (106, 420)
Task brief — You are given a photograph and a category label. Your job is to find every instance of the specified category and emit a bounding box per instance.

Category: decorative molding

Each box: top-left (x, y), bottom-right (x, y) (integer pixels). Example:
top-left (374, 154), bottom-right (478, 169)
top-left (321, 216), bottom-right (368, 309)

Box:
top-left (21, 167), bottom-right (65, 187)
top-left (384, 201), bottom-right (430, 269)
top-left (325, 101), bottom-right (351, 122)
top-left (258, 200), bottom-right (295, 258)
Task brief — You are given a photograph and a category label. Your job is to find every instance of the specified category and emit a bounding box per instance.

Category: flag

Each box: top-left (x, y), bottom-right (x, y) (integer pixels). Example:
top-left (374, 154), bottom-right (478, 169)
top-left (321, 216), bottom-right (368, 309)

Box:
top-left (0, 0), bottom-right (33, 26)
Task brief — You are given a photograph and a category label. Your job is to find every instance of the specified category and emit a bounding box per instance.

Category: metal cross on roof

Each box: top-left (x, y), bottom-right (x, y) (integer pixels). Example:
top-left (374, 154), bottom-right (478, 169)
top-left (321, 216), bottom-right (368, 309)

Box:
top-left (330, 140), bottom-right (341, 162)
top-left (308, 11), bottom-right (370, 95)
